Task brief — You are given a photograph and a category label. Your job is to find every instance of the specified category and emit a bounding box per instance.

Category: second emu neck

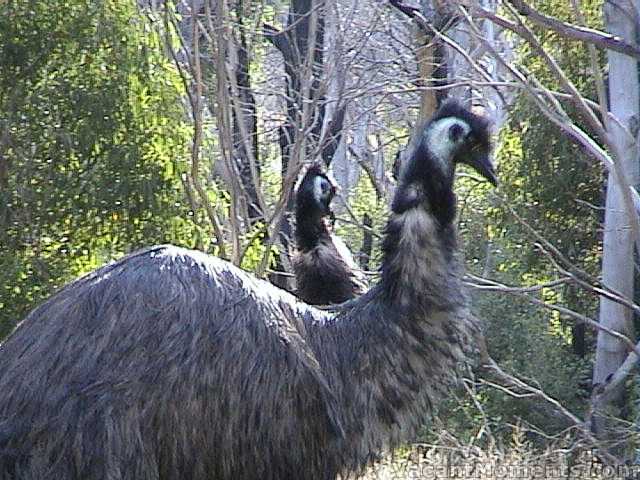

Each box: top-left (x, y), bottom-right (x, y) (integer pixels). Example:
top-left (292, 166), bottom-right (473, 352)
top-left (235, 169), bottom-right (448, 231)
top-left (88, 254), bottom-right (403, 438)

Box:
top-left (296, 211), bottom-right (331, 251)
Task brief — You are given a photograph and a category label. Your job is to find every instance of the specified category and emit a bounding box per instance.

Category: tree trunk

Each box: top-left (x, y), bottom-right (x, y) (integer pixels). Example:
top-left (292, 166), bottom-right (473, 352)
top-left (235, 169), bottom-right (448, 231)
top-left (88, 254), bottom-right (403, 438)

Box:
top-left (417, 0), bottom-right (450, 121)
top-left (591, 0), bottom-right (639, 449)
top-left (390, 0), bottom-right (455, 178)
top-left (267, 0), bottom-right (327, 176)
top-left (361, 213), bottom-right (373, 271)
top-left (231, 0), bottom-right (261, 224)
top-left (416, 28), bottom-right (447, 120)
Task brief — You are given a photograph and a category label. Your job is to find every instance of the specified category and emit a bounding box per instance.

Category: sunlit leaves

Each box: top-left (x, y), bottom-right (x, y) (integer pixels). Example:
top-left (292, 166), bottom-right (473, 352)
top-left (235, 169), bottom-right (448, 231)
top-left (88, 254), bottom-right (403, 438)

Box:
top-left (0, 0), bottom-right (193, 332)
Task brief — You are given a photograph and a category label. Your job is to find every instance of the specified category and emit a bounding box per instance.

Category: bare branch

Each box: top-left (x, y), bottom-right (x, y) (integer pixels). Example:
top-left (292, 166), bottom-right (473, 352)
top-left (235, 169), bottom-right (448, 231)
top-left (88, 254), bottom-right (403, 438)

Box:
top-left (469, 274), bottom-right (640, 358)
top-left (477, 354), bottom-right (620, 464)
top-left (505, 0), bottom-right (640, 60)
top-left (163, 3), bottom-right (227, 259)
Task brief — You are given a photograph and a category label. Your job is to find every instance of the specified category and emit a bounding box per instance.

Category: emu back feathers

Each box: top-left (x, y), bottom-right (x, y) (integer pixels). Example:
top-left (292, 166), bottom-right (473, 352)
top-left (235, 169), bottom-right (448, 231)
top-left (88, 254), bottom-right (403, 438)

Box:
top-left (0, 246), bottom-right (343, 480)
top-left (0, 242), bottom-right (478, 480)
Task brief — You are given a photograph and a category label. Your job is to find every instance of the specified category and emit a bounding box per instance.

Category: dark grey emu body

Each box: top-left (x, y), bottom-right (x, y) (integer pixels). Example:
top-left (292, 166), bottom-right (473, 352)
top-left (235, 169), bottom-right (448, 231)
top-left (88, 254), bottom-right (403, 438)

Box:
top-left (293, 164), bottom-right (367, 305)
top-left (0, 101), bottom-right (496, 480)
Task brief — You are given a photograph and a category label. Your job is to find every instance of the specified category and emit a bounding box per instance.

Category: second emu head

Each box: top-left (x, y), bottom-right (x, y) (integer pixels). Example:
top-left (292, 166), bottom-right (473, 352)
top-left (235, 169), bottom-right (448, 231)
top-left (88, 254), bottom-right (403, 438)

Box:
top-left (295, 163), bottom-right (337, 221)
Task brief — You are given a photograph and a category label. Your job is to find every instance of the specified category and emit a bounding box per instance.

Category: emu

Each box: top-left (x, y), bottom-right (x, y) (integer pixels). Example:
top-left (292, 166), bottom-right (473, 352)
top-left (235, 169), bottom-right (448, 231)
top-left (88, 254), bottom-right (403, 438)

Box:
top-left (293, 163), bottom-right (367, 305)
top-left (0, 100), bottom-right (496, 480)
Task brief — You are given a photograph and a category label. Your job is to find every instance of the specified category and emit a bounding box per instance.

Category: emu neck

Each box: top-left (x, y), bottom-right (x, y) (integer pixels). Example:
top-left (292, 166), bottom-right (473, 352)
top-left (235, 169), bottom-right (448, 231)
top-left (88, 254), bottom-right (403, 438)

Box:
top-left (305, 160), bottom-right (472, 468)
top-left (381, 151), bottom-right (460, 312)
top-left (295, 210), bottom-right (331, 252)
top-left (302, 113), bottom-right (480, 471)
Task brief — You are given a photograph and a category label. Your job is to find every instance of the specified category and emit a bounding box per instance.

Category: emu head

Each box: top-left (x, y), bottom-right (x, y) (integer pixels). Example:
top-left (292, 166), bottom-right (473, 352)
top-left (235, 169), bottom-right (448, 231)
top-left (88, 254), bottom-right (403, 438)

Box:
top-left (422, 100), bottom-right (497, 186)
top-left (295, 163), bottom-right (337, 218)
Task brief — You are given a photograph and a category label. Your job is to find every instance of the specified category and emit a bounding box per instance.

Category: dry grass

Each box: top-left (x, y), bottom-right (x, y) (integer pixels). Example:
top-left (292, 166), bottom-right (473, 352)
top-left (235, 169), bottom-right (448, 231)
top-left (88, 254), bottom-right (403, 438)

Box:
top-left (358, 429), bottom-right (640, 480)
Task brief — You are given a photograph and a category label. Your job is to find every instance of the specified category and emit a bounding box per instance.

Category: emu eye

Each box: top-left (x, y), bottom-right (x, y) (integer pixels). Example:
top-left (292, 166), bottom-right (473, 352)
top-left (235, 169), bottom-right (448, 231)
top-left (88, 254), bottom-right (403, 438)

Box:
top-left (448, 123), bottom-right (465, 142)
top-left (313, 176), bottom-right (332, 202)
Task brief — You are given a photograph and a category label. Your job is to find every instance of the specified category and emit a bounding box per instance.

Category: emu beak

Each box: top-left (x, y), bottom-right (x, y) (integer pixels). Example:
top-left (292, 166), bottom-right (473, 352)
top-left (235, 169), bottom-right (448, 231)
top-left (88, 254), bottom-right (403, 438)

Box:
top-left (469, 153), bottom-right (498, 187)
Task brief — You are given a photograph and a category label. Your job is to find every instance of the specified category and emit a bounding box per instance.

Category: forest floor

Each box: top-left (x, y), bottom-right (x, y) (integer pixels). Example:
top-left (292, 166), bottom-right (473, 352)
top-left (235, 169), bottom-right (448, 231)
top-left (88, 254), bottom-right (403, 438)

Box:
top-left (359, 441), bottom-right (637, 480)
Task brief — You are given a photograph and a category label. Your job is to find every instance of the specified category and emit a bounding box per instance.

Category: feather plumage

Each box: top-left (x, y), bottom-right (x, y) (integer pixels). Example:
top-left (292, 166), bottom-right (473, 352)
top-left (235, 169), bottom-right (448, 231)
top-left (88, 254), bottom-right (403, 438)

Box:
top-left (0, 100), bottom-right (494, 480)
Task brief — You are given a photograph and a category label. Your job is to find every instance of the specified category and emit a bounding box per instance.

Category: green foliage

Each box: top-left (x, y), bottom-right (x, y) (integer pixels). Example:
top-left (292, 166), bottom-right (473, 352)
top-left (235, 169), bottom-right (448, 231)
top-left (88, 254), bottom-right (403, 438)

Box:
top-left (494, 0), bottom-right (603, 276)
top-left (335, 172), bottom-right (389, 270)
top-left (439, 0), bottom-right (605, 440)
top-left (491, 0), bottom-right (604, 354)
top-left (0, 0), bottom-right (194, 335)
top-left (240, 222), bottom-right (278, 272)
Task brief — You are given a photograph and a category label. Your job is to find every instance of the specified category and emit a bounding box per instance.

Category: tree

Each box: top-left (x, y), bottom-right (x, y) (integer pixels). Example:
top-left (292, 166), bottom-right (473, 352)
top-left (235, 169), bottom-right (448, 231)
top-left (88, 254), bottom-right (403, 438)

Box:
top-left (0, 0), bottom-right (192, 334)
top-left (592, 0), bottom-right (638, 446)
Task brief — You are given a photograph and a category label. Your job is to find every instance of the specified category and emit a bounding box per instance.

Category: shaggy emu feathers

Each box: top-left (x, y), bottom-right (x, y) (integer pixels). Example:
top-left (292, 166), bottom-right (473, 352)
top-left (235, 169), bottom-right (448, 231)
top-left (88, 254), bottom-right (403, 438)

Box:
top-left (0, 247), bottom-right (345, 479)
top-left (0, 100), bottom-right (493, 480)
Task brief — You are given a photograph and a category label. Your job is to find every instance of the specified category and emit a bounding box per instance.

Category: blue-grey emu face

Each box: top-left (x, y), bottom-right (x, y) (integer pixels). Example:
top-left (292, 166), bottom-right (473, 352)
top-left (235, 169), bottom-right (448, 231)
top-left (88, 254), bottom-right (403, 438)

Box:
top-left (451, 122), bottom-right (496, 186)
top-left (430, 101), bottom-right (497, 186)
top-left (313, 175), bottom-right (335, 209)
top-left (296, 164), bottom-right (337, 216)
